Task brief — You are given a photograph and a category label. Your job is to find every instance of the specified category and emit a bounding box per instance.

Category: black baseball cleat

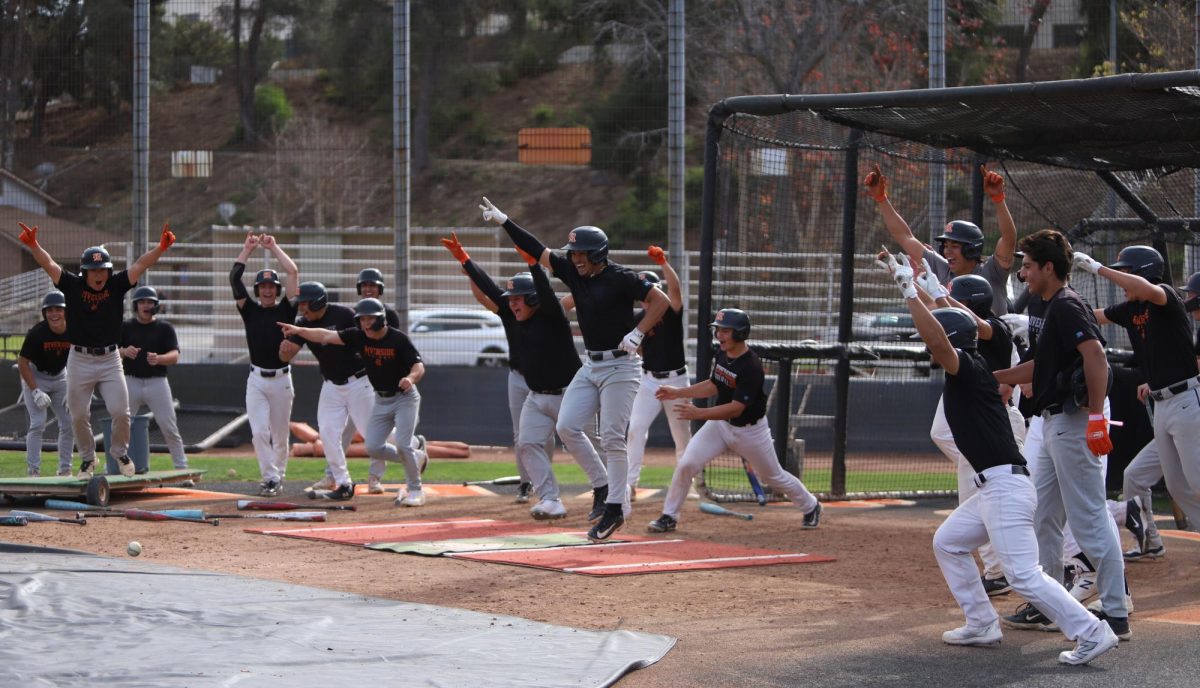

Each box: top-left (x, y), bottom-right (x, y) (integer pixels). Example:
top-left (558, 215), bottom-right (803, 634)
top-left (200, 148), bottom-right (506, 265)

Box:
top-left (1091, 611), bottom-right (1132, 641)
top-left (514, 482), bottom-right (533, 504)
top-left (981, 575), bottom-right (1012, 597)
top-left (588, 504), bottom-right (624, 542)
top-left (1124, 545), bottom-right (1166, 561)
top-left (1002, 603), bottom-right (1058, 632)
top-left (802, 502), bottom-right (822, 529)
top-left (587, 484), bottom-right (609, 523)
top-left (647, 514), bottom-right (677, 533)
top-left (323, 483), bottom-right (355, 501)
top-left (76, 459), bottom-right (97, 479)
top-left (257, 480), bottom-right (282, 498)
top-left (1124, 499), bottom-right (1149, 553)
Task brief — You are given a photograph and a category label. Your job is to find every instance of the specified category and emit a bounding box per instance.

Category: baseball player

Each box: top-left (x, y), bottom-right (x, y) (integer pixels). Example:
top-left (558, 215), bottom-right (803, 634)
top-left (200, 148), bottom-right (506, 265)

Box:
top-left (18, 221), bottom-right (175, 478)
top-left (231, 233), bottom-right (298, 497)
top-left (356, 268), bottom-right (401, 328)
top-left (441, 234), bottom-right (555, 503)
top-left (1080, 247), bottom-right (1200, 542)
top-left (865, 164), bottom-right (1017, 315)
top-left (993, 229), bottom-right (1130, 642)
top-left (648, 309), bottom-right (822, 533)
top-left (626, 246), bottom-right (692, 499)
top-left (17, 291), bottom-right (74, 476)
top-left (119, 286), bottom-right (188, 472)
top-left (878, 248), bottom-right (1118, 665)
top-left (481, 197), bottom-right (669, 542)
top-left (280, 298), bottom-right (427, 507)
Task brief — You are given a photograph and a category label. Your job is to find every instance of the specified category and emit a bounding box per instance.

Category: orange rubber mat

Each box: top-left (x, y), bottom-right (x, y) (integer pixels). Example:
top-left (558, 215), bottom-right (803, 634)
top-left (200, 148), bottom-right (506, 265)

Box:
top-left (450, 538), bottom-right (836, 576)
top-left (1160, 530), bottom-right (1200, 542)
top-left (246, 517), bottom-right (570, 546)
top-left (1141, 605), bottom-right (1200, 626)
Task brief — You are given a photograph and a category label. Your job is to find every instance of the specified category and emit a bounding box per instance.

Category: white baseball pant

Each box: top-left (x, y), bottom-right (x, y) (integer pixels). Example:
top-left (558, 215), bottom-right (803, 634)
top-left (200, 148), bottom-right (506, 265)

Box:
top-left (66, 349), bottom-right (130, 464)
top-left (21, 370), bottom-right (73, 475)
top-left (364, 387), bottom-right (423, 492)
top-left (661, 418), bottom-right (817, 521)
top-left (315, 375), bottom-right (374, 486)
top-left (246, 367), bottom-right (294, 482)
top-left (934, 465), bottom-right (1107, 640)
top-left (626, 369), bottom-right (692, 492)
top-left (556, 356), bottom-right (639, 503)
top-left (126, 376), bottom-right (187, 468)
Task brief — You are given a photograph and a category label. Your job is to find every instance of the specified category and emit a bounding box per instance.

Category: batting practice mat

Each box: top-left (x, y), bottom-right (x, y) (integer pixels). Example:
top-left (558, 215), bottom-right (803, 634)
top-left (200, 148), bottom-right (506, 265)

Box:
top-left (0, 543), bottom-right (674, 687)
top-left (249, 517), bottom-right (836, 575)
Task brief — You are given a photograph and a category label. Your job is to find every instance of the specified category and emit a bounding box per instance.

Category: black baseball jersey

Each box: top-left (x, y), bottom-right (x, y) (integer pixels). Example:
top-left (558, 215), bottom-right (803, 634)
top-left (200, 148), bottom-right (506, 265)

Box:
top-left (712, 348), bottom-right (767, 426)
top-left (120, 318), bottom-right (179, 378)
top-left (55, 270), bottom-right (135, 347)
top-left (238, 298), bottom-right (297, 369)
top-left (1103, 287), bottom-right (1199, 390)
top-left (977, 316), bottom-right (1014, 373)
top-left (503, 219), bottom-right (652, 351)
top-left (512, 264), bottom-right (580, 392)
top-left (463, 260), bottom-right (523, 373)
top-left (337, 327), bottom-right (422, 393)
top-left (19, 321), bottom-right (71, 375)
top-left (943, 348), bottom-right (1026, 473)
top-left (1024, 293), bottom-right (1047, 361)
top-left (638, 303), bottom-right (686, 372)
top-left (288, 305), bottom-right (365, 382)
top-left (385, 307), bottom-right (400, 330)
top-left (1030, 287), bottom-right (1104, 413)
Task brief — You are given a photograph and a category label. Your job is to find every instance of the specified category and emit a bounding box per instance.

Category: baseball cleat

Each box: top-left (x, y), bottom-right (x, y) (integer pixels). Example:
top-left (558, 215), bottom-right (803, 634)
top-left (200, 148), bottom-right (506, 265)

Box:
top-left (56, 468), bottom-right (73, 477)
top-left (76, 459), bottom-right (96, 479)
top-left (1089, 611), bottom-right (1132, 641)
top-left (324, 483), bottom-right (355, 501)
top-left (647, 514), bottom-right (677, 533)
top-left (257, 479), bottom-right (282, 497)
top-left (396, 489), bottom-right (426, 507)
top-left (588, 504), bottom-right (624, 542)
top-left (1058, 623), bottom-right (1118, 665)
top-left (1087, 595), bottom-right (1135, 620)
top-left (1002, 603), bottom-right (1058, 632)
top-left (587, 485), bottom-right (609, 523)
top-left (1067, 571), bottom-right (1098, 603)
top-left (628, 484), bottom-right (639, 503)
top-left (981, 575), bottom-right (1012, 597)
top-left (1124, 498), bottom-right (1149, 554)
top-left (942, 619), bottom-right (1002, 647)
top-left (515, 482), bottom-right (533, 504)
top-left (366, 476), bottom-right (385, 494)
top-left (530, 499), bottom-right (567, 520)
top-left (416, 434), bottom-right (428, 474)
top-left (1123, 545), bottom-right (1165, 561)
top-left (802, 502), bottom-right (822, 529)
top-left (27, 468), bottom-right (40, 477)
top-left (116, 456), bottom-right (135, 477)
top-left (307, 475), bottom-right (336, 493)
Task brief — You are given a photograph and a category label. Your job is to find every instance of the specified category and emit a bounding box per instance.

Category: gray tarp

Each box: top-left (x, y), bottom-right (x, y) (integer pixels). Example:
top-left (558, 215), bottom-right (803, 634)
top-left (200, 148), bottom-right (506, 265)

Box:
top-left (0, 545), bottom-right (675, 687)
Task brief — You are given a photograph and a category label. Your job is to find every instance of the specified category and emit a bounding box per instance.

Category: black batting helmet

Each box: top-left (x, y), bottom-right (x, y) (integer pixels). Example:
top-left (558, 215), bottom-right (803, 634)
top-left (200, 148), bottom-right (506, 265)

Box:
top-left (253, 269), bottom-right (281, 297)
top-left (295, 281), bottom-right (329, 311)
top-left (356, 268), bottom-right (385, 295)
top-left (638, 270), bottom-right (665, 292)
top-left (41, 290), bottom-right (66, 316)
top-left (930, 307), bottom-right (978, 350)
top-left (710, 308), bottom-right (751, 342)
top-left (354, 297), bottom-right (387, 331)
top-left (79, 246), bottom-right (113, 272)
top-left (1107, 245), bottom-right (1164, 283)
top-left (948, 274), bottom-right (993, 318)
top-left (935, 221), bottom-right (985, 261)
top-left (130, 285), bottom-right (159, 315)
top-left (500, 272), bottom-right (539, 307)
top-left (1181, 271), bottom-right (1200, 294)
top-left (561, 226), bottom-right (609, 264)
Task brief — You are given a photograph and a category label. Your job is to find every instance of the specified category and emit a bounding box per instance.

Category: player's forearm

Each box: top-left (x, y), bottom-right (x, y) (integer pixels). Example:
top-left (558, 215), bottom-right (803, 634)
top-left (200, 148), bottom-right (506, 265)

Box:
top-left (1098, 266), bottom-right (1167, 305)
top-left (993, 360), bottom-right (1033, 385)
top-left (292, 326), bottom-right (341, 345)
top-left (405, 362), bottom-right (425, 386)
top-left (229, 262), bottom-right (250, 299)
top-left (128, 245), bottom-right (165, 283)
top-left (702, 401), bottom-right (745, 421)
top-left (992, 200), bottom-right (1017, 269)
top-left (661, 261), bottom-right (684, 310)
top-left (502, 219), bottom-right (547, 260)
top-left (1080, 342), bottom-right (1109, 413)
top-left (17, 358), bottom-right (36, 390)
top-left (462, 260), bottom-right (504, 307)
top-left (638, 288), bottom-right (669, 332)
top-left (156, 350), bottom-right (180, 366)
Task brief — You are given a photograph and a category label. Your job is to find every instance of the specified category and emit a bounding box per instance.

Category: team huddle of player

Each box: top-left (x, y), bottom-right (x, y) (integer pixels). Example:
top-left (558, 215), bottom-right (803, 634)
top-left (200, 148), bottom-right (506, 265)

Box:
top-left (868, 164), bottom-right (1200, 665)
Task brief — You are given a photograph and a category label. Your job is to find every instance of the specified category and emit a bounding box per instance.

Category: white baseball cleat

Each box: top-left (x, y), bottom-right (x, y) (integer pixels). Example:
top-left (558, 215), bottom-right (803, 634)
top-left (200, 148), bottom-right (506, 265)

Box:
top-left (942, 619), bottom-right (1002, 647)
top-left (1059, 623), bottom-right (1119, 665)
top-left (307, 475), bottom-right (336, 492)
top-left (116, 456), bottom-right (135, 477)
top-left (366, 476), bottom-right (385, 494)
top-left (530, 498), bottom-right (567, 520)
top-left (1068, 571), bottom-right (1098, 603)
top-left (396, 489), bottom-right (425, 507)
top-left (76, 459), bottom-right (96, 480)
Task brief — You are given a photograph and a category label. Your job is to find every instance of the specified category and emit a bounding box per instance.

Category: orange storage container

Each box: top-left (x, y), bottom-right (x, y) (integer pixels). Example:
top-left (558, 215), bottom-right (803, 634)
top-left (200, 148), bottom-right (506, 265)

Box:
top-left (517, 127), bottom-right (591, 165)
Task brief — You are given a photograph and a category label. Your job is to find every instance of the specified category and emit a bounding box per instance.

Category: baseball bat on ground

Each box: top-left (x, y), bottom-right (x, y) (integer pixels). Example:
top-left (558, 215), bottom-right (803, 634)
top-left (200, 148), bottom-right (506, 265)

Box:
top-left (740, 458), bottom-right (768, 506)
top-left (9, 510), bottom-right (86, 525)
top-left (462, 476), bottom-right (522, 486)
top-left (124, 509), bottom-right (220, 526)
top-left (699, 501), bottom-right (754, 521)
top-left (238, 499), bottom-right (355, 511)
top-left (44, 501), bottom-right (203, 519)
top-left (205, 511), bottom-right (326, 522)
top-left (0, 516), bottom-right (28, 526)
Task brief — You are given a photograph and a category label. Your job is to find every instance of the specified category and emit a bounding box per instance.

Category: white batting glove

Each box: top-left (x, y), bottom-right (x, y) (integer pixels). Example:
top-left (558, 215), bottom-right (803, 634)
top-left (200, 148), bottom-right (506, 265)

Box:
top-left (479, 197), bottom-right (508, 225)
top-left (877, 247), bottom-right (917, 299)
top-left (918, 258), bottom-right (950, 299)
top-left (619, 328), bottom-right (645, 354)
top-left (1000, 313), bottom-right (1029, 341)
top-left (1072, 251), bottom-right (1102, 275)
top-left (32, 389), bottom-right (51, 409)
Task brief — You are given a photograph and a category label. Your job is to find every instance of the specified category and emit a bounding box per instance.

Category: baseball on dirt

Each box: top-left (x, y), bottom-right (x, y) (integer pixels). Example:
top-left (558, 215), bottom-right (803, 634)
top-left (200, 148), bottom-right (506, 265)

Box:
top-left (127, 541), bottom-right (142, 557)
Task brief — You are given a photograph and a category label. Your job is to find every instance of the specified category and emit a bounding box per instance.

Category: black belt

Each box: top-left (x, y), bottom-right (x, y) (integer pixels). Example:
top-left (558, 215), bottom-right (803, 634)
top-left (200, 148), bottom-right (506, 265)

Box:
top-left (646, 366), bottom-right (686, 379)
top-left (1150, 375), bottom-right (1200, 402)
top-left (533, 388), bottom-right (564, 396)
top-left (730, 417), bottom-right (762, 428)
top-left (587, 349), bottom-right (628, 362)
top-left (1042, 403), bottom-right (1064, 416)
top-left (329, 370), bottom-right (367, 386)
top-left (73, 344), bottom-right (116, 355)
top-left (976, 464), bottom-right (1030, 486)
top-left (251, 365), bottom-right (290, 378)
top-left (377, 389), bottom-right (399, 398)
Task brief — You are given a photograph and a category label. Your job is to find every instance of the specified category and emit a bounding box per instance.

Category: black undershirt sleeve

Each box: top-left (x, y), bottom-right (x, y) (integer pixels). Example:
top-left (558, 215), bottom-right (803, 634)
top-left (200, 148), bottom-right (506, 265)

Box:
top-left (502, 219), bottom-right (548, 259)
top-left (230, 262), bottom-right (250, 300)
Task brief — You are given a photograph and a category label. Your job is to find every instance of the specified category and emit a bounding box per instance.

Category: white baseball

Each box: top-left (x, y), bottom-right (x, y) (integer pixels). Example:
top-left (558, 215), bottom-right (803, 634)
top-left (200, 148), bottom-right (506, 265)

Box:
top-left (127, 541), bottom-right (142, 557)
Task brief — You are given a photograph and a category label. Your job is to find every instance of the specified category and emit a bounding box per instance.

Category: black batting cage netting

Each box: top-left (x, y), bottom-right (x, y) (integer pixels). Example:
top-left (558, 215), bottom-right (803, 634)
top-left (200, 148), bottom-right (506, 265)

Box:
top-left (698, 70), bottom-right (1200, 502)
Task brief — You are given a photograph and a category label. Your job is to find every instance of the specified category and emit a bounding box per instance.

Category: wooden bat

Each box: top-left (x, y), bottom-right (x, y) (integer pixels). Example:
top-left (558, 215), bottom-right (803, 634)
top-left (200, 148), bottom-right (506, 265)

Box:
top-left (699, 501), bottom-right (754, 521)
top-left (9, 509), bottom-right (86, 525)
top-left (238, 499), bottom-right (355, 511)
top-left (124, 509), bottom-right (220, 526)
top-left (740, 457), bottom-right (768, 506)
top-left (462, 476), bottom-right (521, 486)
top-left (0, 516), bottom-right (28, 526)
top-left (204, 511), bottom-right (326, 522)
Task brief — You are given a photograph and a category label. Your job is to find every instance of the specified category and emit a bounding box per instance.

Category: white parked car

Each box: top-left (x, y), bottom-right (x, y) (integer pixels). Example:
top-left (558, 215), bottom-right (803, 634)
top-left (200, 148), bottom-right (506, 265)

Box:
top-left (407, 308), bottom-right (509, 366)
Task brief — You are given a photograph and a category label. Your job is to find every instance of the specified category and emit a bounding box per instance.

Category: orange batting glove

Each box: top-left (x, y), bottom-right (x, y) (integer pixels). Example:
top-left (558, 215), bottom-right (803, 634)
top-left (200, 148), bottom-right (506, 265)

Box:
top-left (863, 163), bottom-right (887, 202)
top-left (1086, 414), bottom-right (1112, 456)
top-left (981, 164), bottom-right (1005, 204)
top-left (647, 245), bottom-right (667, 266)
top-left (158, 222), bottom-right (176, 251)
top-left (17, 222), bottom-right (38, 247)
top-left (440, 232), bottom-right (470, 264)
top-left (515, 245), bottom-right (537, 266)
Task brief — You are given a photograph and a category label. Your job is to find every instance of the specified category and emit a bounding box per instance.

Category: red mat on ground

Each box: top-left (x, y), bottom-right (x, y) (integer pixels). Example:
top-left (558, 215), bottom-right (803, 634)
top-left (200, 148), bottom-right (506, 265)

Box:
top-left (246, 517), bottom-right (572, 546)
top-left (450, 538), bottom-right (835, 576)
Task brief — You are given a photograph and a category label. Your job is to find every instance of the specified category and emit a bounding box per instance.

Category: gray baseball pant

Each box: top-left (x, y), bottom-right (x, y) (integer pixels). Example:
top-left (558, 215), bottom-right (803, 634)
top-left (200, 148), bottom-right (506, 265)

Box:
top-left (509, 370), bottom-right (555, 484)
top-left (66, 349), bottom-right (129, 464)
top-left (1036, 408), bottom-right (1128, 617)
top-left (22, 370), bottom-right (73, 475)
top-left (1148, 385), bottom-right (1200, 529)
top-left (126, 376), bottom-right (187, 469)
top-left (518, 391), bottom-right (566, 501)
top-left (1122, 440), bottom-right (1164, 546)
top-left (364, 387), bottom-right (423, 492)
top-left (556, 355), bottom-right (639, 504)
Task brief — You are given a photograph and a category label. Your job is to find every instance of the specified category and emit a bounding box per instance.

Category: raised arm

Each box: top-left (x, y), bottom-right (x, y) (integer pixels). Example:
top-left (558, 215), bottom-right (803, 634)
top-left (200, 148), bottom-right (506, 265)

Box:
top-left (278, 322), bottom-right (343, 345)
top-left (479, 197), bottom-right (552, 268)
top-left (649, 245), bottom-right (684, 311)
top-left (127, 222), bottom-right (176, 284)
top-left (878, 247), bottom-right (959, 374)
top-left (1072, 250), bottom-right (1168, 307)
top-left (17, 223), bottom-right (63, 285)
top-left (229, 233), bottom-right (259, 309)
top-left (261, 235), bottom-right (299, 299)
top-left (864, 165), bottom-right (926, 268)
top-left (982, 165), bottom-right (1017, 270)
top-left (442, 232), bottom-right (503, 312)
